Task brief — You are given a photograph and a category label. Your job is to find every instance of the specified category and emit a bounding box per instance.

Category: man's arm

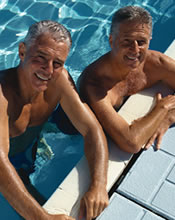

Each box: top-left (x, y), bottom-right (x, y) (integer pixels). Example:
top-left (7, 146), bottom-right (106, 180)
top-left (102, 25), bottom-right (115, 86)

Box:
top-left (152, 51), bottom-right (175, 90)
top-left (144, 109), bottom-right (175, 150)
top-left (144, 51), bottom-right (175, 149)
top-left (82, 80), bottom-right (175, 154)
top-left (0, 89), bottom-right (74, 220)
top-left (59, 71), bottom-right (109, 220)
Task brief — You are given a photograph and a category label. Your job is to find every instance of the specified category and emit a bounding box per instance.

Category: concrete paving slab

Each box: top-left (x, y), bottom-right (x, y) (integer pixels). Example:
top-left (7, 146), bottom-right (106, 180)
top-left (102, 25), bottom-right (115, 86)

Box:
top-left (159, 126), bottom-right (175, 156)
top-left (152, 181), bottom-right (175, 218)
top-left (117, 125), bottom-right (175, 220)
top-left (96, 193), bottom-right (165, 220)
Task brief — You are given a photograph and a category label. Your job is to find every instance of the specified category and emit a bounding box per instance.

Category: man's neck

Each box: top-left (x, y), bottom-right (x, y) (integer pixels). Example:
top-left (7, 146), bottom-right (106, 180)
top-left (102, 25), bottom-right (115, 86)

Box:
top-left (17, 66), bottom-right (40, 104)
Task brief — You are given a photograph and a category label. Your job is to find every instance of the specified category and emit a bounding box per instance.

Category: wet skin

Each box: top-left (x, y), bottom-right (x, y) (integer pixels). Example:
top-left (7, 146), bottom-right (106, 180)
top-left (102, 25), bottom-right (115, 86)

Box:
top-left (5, 35), bottom-right (69, 138)
top-left (79, 20), bottom-right (175, 153)
top-left (0, 33), bottom-right (109, 220)
top-left (109, 21), bottom-right (151, 71)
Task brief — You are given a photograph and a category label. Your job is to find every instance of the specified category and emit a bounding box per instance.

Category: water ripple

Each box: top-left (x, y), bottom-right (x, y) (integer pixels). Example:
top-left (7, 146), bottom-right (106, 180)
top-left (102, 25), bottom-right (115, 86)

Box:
top-left (0, 0), bottom-right (8, 9)
top-left (0, 0), bottom-right (174, 77)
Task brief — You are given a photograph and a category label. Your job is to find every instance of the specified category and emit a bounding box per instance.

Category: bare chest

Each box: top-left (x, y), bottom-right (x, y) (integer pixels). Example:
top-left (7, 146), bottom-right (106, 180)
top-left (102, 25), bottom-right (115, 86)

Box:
top-left (9, 99), bottom-right (57, 137)
top-left (125, 70), bottom-right (148, 95)
top-left (107, 80), bottom-right (128, 108)
top-left (108, 71), bottom-right (148, 108)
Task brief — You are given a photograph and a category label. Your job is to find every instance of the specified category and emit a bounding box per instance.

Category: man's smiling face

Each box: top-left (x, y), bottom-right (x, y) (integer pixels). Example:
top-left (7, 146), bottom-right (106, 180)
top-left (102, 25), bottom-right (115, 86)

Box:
top-left (110, 20), bottom-right (151, 70)
top-left (19, 33), bottom-right (69, 92)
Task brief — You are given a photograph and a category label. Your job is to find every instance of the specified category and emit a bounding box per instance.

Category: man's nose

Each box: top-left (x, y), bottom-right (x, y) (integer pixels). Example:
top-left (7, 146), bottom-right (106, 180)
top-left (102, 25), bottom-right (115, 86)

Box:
top-left (130, 40), bottom-right (140, 53)
top-left (44, 61), bottom-right (54, 75)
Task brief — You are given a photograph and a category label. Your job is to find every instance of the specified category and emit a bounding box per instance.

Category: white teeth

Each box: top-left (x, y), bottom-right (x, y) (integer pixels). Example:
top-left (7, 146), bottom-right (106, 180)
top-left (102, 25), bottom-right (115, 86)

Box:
top-left (127, 56), bottom-right (137, 60)
top-left (35, 73), bottom-right (49, 81)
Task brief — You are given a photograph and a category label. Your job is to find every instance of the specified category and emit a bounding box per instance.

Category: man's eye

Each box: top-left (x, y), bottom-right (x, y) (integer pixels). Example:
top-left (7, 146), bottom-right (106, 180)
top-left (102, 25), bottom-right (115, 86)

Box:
top-left (53, 62), bottom-right (62, 69)
top-left (35, 56), bottom-right (45, 63)
top-left (124, 39), bottom-right (130, 43)
top-left (123, 39), bottom-right (131, 45)
top-left (38, 56), bottom-right (45, 61)
top-left (138, 40), bottom-right (146, 46)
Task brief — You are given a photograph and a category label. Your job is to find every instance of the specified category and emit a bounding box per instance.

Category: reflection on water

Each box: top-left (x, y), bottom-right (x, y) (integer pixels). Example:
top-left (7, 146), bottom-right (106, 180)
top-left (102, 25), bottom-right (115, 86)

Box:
top-left (0, 0), bottom-right (175, 81)
top-left (31, 122), bottom-right (84, 199)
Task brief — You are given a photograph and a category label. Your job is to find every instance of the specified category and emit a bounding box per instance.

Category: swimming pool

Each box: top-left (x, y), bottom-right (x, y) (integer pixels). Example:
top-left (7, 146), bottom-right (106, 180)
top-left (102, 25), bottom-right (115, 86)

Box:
top-left (0, 0), bottom-right (175, 219)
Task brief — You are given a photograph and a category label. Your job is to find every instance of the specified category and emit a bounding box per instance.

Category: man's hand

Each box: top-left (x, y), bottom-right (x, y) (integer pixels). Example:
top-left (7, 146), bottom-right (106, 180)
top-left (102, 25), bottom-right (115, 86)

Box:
top-left (144, 118), bottom-right (170, 150)
top-left (144, 93), bottom-right (175, 150)
top-left (79, 186), bottom-right (109, 220)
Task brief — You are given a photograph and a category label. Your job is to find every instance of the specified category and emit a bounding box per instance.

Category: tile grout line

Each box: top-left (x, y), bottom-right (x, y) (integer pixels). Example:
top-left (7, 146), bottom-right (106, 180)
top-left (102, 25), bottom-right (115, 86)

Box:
top-left (115, 190), bottom-right (168, 220)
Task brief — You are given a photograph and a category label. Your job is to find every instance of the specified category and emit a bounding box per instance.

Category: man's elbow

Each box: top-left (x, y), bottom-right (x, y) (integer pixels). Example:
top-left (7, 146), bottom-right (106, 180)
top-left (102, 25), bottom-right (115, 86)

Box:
top-left (129, 142), bottom-right (142, 154)
top-left (118, 138), bottom-right (142, 154)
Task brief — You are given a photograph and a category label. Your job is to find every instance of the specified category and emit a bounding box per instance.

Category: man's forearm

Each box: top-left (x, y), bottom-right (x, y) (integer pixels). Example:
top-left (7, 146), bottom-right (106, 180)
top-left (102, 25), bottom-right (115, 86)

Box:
top-left (130, 103), bottom-right (169, 150)
top-left (84, 128), bottom-right (108, 188)
top-left (0, 158), bottom-right (48, 220)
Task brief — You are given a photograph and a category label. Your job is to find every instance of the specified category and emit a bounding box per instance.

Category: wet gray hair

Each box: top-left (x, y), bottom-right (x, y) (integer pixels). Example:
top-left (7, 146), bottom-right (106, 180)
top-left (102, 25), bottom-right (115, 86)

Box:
top-left (23, 20), bottom-right (72, 49)
top-left (110, 6), bottom-right (152, 37)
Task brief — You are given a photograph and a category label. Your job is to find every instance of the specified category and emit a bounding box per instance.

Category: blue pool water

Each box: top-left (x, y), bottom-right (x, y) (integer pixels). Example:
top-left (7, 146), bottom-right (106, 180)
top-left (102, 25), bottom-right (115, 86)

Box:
top-left (0, 0), bottom-right (175, 219)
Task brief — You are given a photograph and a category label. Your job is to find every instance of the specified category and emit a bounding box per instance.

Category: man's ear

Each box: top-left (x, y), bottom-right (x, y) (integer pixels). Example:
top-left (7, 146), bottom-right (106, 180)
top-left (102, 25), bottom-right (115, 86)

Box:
top-left (109, 35), bottom-right (113, 48)
top-left (19, 42), bottom-right (26, 61)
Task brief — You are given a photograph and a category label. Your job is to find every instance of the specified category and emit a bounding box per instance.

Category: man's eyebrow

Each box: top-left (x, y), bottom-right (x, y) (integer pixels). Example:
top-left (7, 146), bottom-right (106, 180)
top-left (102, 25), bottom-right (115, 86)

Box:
top-left (54, 58), bottom-right (64, 65)
top-left (122, 34), bottom-right (148, 39)
top-left (36, 50), bottom-right (65, 64)
top-left (36, 50), bottom-right (49, 56)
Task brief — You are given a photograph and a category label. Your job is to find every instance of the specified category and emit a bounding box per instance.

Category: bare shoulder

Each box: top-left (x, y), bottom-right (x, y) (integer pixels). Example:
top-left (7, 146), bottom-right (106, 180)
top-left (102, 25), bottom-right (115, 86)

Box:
top-left (0, 68), bottom-right (13, 85)
top-left (0, 83), bottom-right (8, 112)
top-left (78, 53), bottom-right (111, 102)
top-left (145, 50), bottom-right (175, 86)
top-left (53, 67), bottom-right (79, 102)
top-left (0, 68), bottom-right (16, 99)
top-left (146, 50), bottom-right (175, 67)
top-left (59, 68), bottom-right (77, 90)
top-left (80, 52), bottom-right (110, 79)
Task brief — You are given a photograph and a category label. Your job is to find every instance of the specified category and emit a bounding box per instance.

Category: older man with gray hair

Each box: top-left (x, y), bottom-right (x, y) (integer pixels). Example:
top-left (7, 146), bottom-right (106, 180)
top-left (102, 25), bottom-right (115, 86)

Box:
top-left (78, 6), bottom-right (175, 153)
top-left (0, 20), bottom-right (109, 220)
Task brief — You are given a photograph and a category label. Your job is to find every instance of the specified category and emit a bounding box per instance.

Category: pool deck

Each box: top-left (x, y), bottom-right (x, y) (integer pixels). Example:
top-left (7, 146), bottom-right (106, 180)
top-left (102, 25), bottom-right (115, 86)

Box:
top-left (43, 39), bottom-right (175, 220)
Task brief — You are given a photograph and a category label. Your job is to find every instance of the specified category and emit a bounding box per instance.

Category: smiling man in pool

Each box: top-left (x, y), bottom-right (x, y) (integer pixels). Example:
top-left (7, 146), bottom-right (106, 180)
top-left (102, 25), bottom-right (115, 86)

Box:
top-left (78, 6), bottom-right (175, 153)
top-left (0, 20), bottom-right (109, 220)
